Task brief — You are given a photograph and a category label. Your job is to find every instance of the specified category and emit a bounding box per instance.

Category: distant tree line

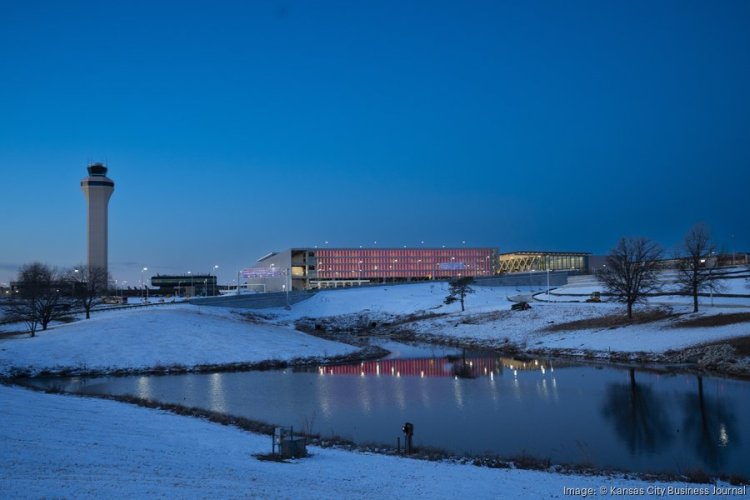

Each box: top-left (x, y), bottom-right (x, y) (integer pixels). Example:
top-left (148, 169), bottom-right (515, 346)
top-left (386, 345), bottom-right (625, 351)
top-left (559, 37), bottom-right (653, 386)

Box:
top-left (3, 263), bottom-right (111, 336)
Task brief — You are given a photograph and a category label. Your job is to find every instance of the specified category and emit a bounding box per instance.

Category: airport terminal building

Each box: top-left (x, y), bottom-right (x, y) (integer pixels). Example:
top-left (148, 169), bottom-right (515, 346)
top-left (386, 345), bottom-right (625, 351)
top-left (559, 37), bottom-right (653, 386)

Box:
top-left (245, 247), bottom-right (498, 292)
top-left (498, 251), bottom-right (589, 274)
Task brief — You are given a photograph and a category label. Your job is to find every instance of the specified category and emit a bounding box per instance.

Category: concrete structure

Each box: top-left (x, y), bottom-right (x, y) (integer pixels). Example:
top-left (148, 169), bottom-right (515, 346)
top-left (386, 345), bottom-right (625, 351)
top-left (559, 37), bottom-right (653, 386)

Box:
top-left (245, 247), bottom-right (498, 292)
top-left (80, 163), bottom-right (114, 275)
top-left (190, 290), bottom-right (314, 309)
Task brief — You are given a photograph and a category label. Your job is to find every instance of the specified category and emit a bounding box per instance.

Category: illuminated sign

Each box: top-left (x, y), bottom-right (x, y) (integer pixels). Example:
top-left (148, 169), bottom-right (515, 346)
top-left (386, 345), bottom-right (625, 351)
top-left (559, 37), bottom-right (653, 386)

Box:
top-left (437, 262), bottom-right (465, 270)
top-left (241, 267), bottom-right (280, 278)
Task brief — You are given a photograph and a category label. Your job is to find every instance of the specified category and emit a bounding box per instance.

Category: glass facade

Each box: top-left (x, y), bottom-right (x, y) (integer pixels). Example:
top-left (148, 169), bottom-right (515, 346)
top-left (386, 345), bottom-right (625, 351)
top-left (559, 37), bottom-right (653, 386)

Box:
top-left (314, 248), bottom-right (496, 281)
top-left (497, 252), bottom-right (589, 273)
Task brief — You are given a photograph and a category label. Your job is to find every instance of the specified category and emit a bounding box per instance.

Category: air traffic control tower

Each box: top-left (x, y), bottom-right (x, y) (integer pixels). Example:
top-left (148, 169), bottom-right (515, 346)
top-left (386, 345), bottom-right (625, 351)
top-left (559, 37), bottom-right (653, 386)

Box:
top-left (80, 163), bottom-right (115, 274)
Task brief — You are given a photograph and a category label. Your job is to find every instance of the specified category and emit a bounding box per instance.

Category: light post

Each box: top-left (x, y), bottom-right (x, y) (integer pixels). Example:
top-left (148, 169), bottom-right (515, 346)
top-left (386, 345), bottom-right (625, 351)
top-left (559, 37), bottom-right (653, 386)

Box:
top-left (72, 268), bottom-right (79, 297)
top-left (212, 264), bottom-right (219, 295)
top-left (530, 267), bottom-right (534, 291)
top-left (709, 253), bottom-right (717, 306)
top-left (281, 267), bottom-right (290, 308)
top-left (141, 267), bottom-right (148, 303)
top-left (546, 255), bottom-right (550, 299)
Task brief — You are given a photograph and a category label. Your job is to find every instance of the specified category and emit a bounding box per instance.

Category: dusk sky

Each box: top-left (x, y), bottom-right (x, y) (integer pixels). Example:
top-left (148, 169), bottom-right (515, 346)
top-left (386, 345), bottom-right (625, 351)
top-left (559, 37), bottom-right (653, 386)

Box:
top-left (1, 0), bottom-right (749, 286)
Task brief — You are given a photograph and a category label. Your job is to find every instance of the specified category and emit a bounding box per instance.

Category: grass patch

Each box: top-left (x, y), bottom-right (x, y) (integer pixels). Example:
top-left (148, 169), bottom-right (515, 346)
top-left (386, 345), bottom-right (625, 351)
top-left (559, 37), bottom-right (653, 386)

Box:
top-left (460, 310), bottom-right (510, 325)
top-left (241, 312), bottom-right (277, 324)
top-left (698, 335), bottom-right (750, 357)
top-left (545, 308), bottom-right (675, 332)
top-left (509, 453), bottom-right (551, 470)
top-left (673, 312), bottom-right (750, 329)
top-left (725, 336), bottom-right (750, 357)
top-left (683, 468), bottom-right (712, 484)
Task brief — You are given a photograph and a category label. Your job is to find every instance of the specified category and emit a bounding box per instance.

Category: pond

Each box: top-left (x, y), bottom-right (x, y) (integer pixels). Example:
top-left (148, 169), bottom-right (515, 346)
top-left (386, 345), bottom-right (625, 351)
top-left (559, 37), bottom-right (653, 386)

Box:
top-left (29, 344), bottom-right (749, 477)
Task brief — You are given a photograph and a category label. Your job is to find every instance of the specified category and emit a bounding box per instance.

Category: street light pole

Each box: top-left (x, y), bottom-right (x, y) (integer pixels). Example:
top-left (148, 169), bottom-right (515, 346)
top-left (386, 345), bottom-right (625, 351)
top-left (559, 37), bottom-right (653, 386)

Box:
top-left (142, 267), bottom-right (148, 303)
top-left (72, 268), bottom-right (79, 297)
top-left (282, 267), bottom-right (290, 308)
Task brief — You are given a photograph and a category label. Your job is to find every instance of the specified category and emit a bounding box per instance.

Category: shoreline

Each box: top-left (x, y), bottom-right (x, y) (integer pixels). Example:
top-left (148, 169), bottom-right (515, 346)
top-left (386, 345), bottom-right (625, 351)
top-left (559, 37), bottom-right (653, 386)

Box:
top-left (3, 337), bottom-right (747, 381)
top-left (6, 380), bottom-right (747, 487)
top-left (2, 325), bottom-right (747, 381)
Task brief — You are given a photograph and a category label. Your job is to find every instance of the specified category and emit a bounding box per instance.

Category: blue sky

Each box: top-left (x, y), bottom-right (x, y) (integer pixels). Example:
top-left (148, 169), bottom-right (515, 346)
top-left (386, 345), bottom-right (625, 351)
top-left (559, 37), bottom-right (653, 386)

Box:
top-left (1, 0), bottom-right (749, 286)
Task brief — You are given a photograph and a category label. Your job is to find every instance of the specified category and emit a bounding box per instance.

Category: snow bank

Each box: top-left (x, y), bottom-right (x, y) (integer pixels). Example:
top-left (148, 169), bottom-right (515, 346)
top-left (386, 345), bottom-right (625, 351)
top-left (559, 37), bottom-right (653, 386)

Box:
top-left (0, 304), bottom-right (356, 376)
top-left (270, 281), bottom-right (750, 355)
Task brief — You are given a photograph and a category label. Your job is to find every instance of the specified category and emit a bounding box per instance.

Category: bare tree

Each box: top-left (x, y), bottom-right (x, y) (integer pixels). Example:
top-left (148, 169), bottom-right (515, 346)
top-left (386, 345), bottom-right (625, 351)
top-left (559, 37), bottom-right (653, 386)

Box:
top-left (5, 263), bottom-right (68, 336)
top-left (4, 290), bottom-right (40, 338)
top-left (675, 223), bottom-right (722, 313)
top-left (444, 276), bottom-right (475, 312)
top-left (596, 237), bottom-right (663, 319)
top-left (68, 265), bottom-right (111, 319)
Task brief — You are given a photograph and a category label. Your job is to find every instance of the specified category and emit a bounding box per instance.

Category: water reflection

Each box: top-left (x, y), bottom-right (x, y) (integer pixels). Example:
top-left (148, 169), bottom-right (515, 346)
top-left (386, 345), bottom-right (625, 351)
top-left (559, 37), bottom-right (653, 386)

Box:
top-left (316, 355), bottom-right (551, 380)
top-left (315, 372), bottom-right (333, 419)
top-left (453, 377), bottom-right (465, 408)
top-left (32, 352), bottom-right (750, 476)
top-left (209, 373), bottom-right (226, 414)
top-left (601, 368), bottom-right (672, 454)
top-left (137, 376), bottom-right (152, 399)
top-left (681, 375), bottom-right (739, 470)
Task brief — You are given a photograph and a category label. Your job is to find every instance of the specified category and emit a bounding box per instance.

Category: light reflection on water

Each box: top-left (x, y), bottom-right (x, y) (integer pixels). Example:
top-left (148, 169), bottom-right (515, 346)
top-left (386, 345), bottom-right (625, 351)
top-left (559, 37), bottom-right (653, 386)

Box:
top-left (33, 353), bottom-right (750, 476)
top-left (137, 376), bottom-right (151, 400)
top-left (209, 373), bottom-right (226, 414)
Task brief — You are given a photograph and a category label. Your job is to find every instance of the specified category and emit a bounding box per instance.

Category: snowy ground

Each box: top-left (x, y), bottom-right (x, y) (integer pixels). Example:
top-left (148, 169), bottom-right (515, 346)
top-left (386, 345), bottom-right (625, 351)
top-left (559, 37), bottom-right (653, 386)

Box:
top-left (544, 272), bottom-right (750, 306)
top-left (0, 304), bottom-right (356, 376)
top-left (2, 384), bottom-right (727, 500)
top-left (268, 277), bottom-right (750, 355)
